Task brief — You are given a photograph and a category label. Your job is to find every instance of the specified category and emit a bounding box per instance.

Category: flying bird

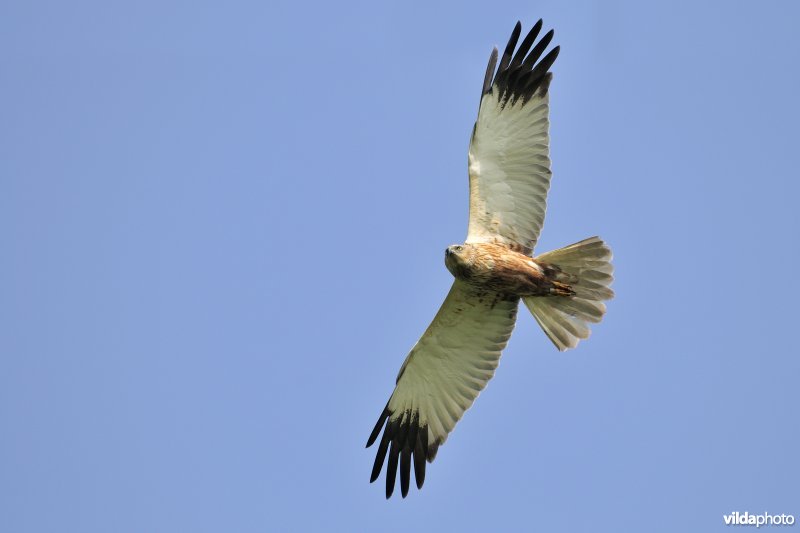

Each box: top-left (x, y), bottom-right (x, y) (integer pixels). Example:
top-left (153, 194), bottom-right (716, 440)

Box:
top-left (367, 20), bottom-right (614, 498)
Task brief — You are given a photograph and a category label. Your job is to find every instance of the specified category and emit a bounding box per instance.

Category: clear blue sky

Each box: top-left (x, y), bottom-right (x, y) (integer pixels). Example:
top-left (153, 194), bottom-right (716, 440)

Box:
top-left (2, 1), bottom-right (798, 531)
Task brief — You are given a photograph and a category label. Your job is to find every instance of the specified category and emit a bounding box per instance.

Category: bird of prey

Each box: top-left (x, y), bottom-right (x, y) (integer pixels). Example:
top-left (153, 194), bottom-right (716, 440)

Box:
top-left (367, 20), bottom-right (614, 498)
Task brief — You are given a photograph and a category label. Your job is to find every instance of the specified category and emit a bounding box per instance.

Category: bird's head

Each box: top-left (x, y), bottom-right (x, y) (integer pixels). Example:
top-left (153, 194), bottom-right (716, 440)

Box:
top-left (444, 243), bottom-right (476, 278)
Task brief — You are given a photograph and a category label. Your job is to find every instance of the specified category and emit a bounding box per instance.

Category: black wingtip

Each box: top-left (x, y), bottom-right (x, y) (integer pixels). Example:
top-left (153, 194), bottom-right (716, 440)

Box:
top-left (414, 425), bottom-right (428, 489)
top-left (369, 407), bottom-right (437, 498)
top-left (370, 427), bottom-right (391, 483)
top-left (497, 21), bottom-right (522, 75)
top-left (521, 28), bottom-right (554, 70)
top-left (487, 21), bottom-right (559, 106)
top-left (527, 46), bottom-right (560, 92)
top-left (481, 47), bottom-right (499, 96)
top-left (427, 441), bottom-right (439, 462)
top-left (366, 405), bottom-right (390, 448)
top-left (400, 447), bottom-right (411, 498)
top-left (385, 440), bottom-right (399, 498)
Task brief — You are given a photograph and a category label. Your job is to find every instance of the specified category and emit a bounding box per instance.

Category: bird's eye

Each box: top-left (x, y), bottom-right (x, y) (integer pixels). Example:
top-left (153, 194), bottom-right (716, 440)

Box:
top-left (455, 246), bottom-right (463, 252)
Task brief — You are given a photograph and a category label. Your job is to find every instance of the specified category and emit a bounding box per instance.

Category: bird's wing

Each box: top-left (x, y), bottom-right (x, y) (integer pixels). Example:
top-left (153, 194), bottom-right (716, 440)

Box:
top-left (366, 280), bottom-right (519, 498)
top-left (466, 20), bottom-right (560, 255)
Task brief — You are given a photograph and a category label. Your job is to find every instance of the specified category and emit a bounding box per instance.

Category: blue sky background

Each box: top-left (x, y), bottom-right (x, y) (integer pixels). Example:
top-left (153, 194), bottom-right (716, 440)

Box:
top-left (2, 1), bottom-right (799, 531)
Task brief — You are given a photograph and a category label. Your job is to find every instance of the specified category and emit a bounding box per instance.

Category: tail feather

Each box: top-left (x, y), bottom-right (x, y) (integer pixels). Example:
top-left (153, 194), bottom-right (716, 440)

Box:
top-left (529, 303), bottom-right (589, 350)
top-left (524, 237), bottom-right (614, 351)
top-left (547, 296), bottom-right (605, 324)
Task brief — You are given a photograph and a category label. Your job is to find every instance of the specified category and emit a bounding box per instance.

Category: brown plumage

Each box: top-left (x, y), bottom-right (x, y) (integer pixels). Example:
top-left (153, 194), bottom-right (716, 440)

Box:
top-left (444, 242), bottom-right (574, 298)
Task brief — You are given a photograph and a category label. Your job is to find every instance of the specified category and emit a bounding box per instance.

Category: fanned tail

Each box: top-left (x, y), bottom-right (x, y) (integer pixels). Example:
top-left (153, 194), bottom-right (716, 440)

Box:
top-left (524, 237), bottom-right (614, 351)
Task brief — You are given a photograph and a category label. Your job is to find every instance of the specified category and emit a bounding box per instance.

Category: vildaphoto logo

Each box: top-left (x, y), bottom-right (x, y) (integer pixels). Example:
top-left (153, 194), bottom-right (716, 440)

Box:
top-left (723, 511), bottom-right (795, 527)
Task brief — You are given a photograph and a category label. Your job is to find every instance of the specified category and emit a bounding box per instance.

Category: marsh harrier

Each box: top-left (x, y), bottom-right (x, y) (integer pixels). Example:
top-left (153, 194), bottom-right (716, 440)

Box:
top-left (367, 20), bottom-right (614, 498)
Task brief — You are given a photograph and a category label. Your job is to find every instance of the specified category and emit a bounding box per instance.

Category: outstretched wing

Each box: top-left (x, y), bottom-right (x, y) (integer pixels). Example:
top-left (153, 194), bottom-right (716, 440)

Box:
top-left (466, 20), bottom-right (560, 255)
top-left (366, 280), bottom-right (519, 498)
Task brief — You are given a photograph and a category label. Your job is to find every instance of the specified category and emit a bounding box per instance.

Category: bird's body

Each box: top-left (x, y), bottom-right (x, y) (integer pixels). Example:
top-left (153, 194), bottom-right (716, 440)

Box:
top-left (367, 20), bottom-right (615, 498)
top-left (444, 243), bottom-right (573, 298)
